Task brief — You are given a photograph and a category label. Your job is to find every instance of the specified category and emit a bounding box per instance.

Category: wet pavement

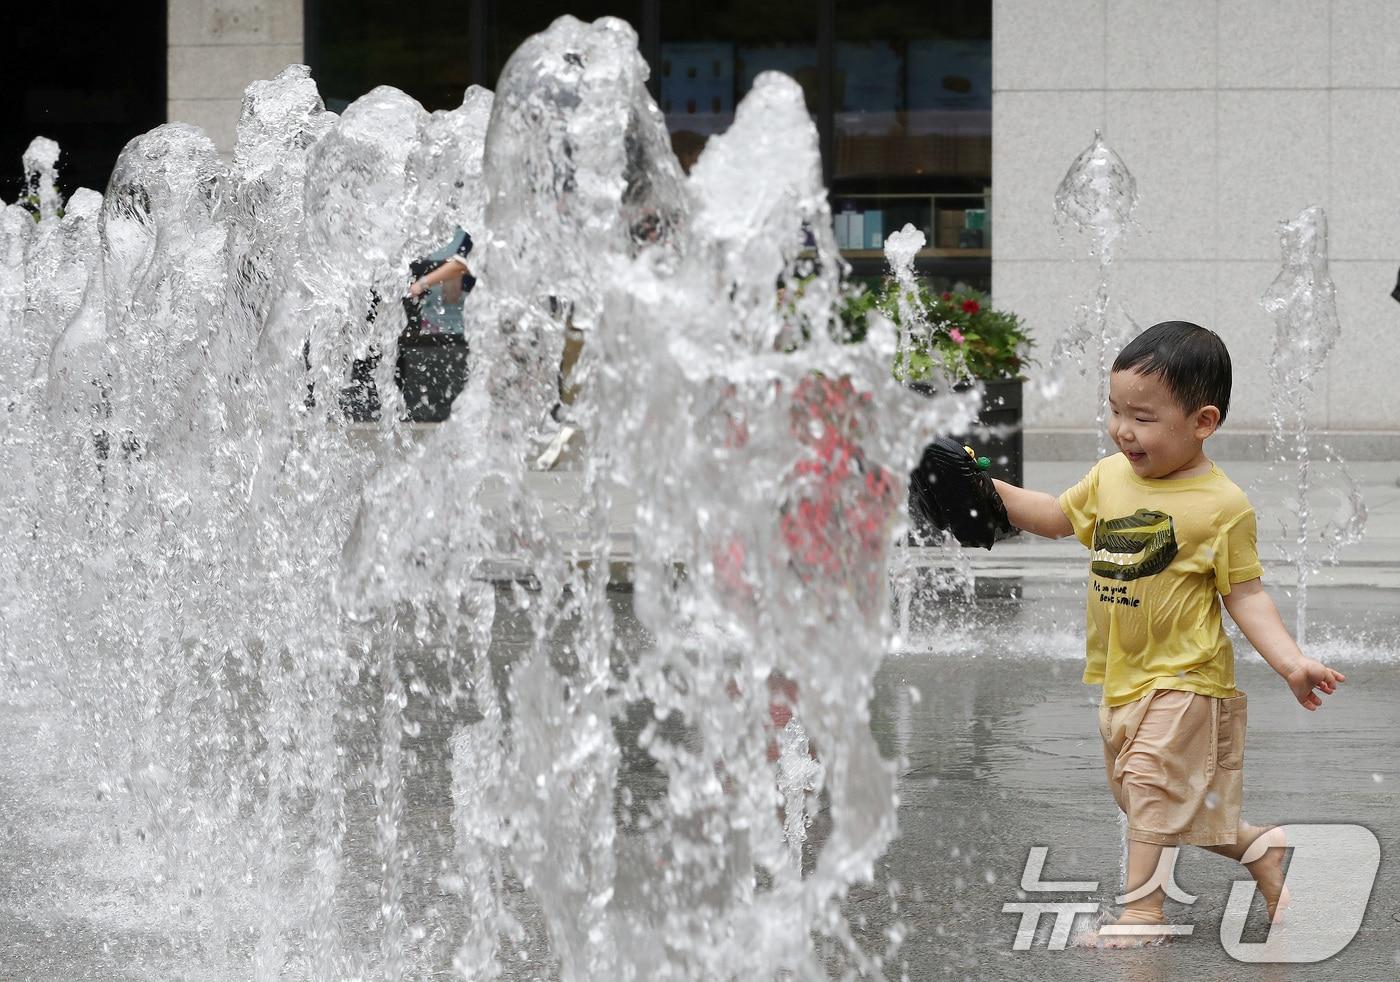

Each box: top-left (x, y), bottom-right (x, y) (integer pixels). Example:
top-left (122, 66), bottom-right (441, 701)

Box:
top-left (2, 456), bottom-right (1398, 980)
top-left (867, 579), bottom-right (1400, 981)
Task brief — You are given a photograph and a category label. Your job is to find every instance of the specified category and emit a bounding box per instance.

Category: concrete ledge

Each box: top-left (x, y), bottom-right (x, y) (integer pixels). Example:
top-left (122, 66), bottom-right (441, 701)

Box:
top-left (1026, 428), bottom-right (1400, 461)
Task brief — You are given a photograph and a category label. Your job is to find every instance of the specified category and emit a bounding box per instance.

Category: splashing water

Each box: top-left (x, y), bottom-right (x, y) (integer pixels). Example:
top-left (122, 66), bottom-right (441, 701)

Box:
top-left (21, 135), bottom-right (63, 221)
top-left (1044, 132), bottom-right (1138, 455)
top-left (884, 223), bottom-right (925, 288)
top-left (881, 223), bottom-right (980, 643)
top-left (885, 222), bottom-right (927, 390)
top-left (1258, 206), bottom-right (1365, 644)
top-left (0, 16), bottom-right (982, 980)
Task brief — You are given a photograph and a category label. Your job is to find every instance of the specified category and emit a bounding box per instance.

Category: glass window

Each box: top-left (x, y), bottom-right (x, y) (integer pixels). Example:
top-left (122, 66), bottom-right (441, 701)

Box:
top-left (658, 1), bottom-right (816, 172)
top-left (310, 2), bottom-right (644, 112)
top-left (480, 1), bottom-right (645, 91)
top-left (833, 2), bottom-right (991, 183)
top-left (829, 1), bottom-right (991, 278)
top-left (311, 1), bottom-right (475, 112)
top-left (907, 39), bottom-right (992, 173)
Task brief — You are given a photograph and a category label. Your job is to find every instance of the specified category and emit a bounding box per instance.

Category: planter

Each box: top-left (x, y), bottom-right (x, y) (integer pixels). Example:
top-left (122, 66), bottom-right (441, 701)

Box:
top-left (907, 376), bottom-right (1024, 541)
top-left (957, 377), bottom-right (1023, 487)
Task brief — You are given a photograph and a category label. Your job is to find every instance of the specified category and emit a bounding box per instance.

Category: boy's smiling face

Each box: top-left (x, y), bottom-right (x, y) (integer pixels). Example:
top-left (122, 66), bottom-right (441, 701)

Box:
top-left (1108, 368), bottom-right (1221, 480)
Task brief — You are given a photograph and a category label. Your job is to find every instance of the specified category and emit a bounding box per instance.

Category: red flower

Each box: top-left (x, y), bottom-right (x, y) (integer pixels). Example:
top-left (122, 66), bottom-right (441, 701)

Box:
top-left (961, 299), bottom-right (980, 315)
top-left (940, 292), bottom-right (952, 301)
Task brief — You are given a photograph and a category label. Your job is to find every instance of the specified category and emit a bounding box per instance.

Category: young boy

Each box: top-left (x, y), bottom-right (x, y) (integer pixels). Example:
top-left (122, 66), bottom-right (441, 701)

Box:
top-left (991, 320), bottom-right (1345, 946)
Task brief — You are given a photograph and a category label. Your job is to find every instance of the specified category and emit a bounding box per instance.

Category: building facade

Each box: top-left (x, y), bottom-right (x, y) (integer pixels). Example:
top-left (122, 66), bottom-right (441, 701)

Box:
top-left (160, 0), bottom-right (1400, 451)
top-left (993, 0), bottom-right (1400, 457)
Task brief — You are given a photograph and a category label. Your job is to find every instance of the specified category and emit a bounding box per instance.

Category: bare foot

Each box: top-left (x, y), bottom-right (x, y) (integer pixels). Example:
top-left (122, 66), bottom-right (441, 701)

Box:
top-left (1243, 825), bottom-right (1291, 923)
top-left (1094, 907), bottom-right (1169, 949)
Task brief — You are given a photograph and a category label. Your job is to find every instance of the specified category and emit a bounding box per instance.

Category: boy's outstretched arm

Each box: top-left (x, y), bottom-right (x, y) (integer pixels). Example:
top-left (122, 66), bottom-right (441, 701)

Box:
top-left (991, 480), bottom-right (1074, 540)
top-left (1222, 577), bottom-right (1345, 711)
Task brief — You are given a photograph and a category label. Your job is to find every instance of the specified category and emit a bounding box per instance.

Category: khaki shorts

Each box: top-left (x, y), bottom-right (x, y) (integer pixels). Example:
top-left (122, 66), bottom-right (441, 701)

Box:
top-left (1097, 688), bottom-right (1247, 847)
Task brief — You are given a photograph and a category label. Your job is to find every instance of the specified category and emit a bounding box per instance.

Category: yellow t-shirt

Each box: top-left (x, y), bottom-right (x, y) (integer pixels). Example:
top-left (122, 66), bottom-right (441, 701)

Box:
top-left (1058, 453), bottom-right (1265, 707)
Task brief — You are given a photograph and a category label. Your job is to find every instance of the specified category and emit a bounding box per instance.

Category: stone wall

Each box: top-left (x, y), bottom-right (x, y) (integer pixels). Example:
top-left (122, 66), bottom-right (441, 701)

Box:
top-left (167, 0), bottom-right (304, 155)
top-left (993, 0), bottom-right (1400, 457)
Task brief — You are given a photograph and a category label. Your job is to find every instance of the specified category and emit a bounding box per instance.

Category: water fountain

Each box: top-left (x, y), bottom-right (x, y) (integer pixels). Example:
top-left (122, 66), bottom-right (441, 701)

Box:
top-left (1044, 132), bottom-right (1138, 457)
top-left (1259, 205), bottom-right (1366, 645)
top-left (881, 223), bottom-right (981, 644)
top-left (0, 16), bottom-right (981, 980)
top-left (1043, 134), bottom-right (1143, 944)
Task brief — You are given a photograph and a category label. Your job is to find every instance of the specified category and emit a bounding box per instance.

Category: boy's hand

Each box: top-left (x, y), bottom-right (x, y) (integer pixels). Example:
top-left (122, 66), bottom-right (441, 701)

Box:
top-left (1284, 657), bottom-right (1345, 711)
top-left (909, 436), bottom-right (1015, 549)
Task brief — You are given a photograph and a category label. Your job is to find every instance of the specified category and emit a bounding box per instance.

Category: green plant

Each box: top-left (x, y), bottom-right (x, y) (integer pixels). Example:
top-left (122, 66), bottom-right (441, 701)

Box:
top-left (788, 277), bottom-right (1031, 383)
top-left (839, 280), bottom-right (1031, 382)
top-left (833, 282), bottom-right (878, 345)
top-left (19, 191), bottom-right (64, 222)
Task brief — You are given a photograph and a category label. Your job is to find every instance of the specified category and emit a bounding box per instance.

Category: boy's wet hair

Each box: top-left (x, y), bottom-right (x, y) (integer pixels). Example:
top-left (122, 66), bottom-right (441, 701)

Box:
top-left (1112, 320), bottom-right (1232, 424)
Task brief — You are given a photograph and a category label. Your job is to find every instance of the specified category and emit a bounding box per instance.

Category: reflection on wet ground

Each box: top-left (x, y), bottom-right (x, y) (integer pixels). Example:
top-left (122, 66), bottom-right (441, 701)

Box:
top-left (869, 580), bottom-right (1400, 981)
top-left (1, 581), bottom-right (1397, 980)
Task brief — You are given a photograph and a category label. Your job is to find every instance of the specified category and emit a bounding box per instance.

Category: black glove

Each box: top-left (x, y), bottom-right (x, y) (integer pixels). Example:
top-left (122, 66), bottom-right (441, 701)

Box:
top-left (909, 436), bottom-right (1016, 549)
